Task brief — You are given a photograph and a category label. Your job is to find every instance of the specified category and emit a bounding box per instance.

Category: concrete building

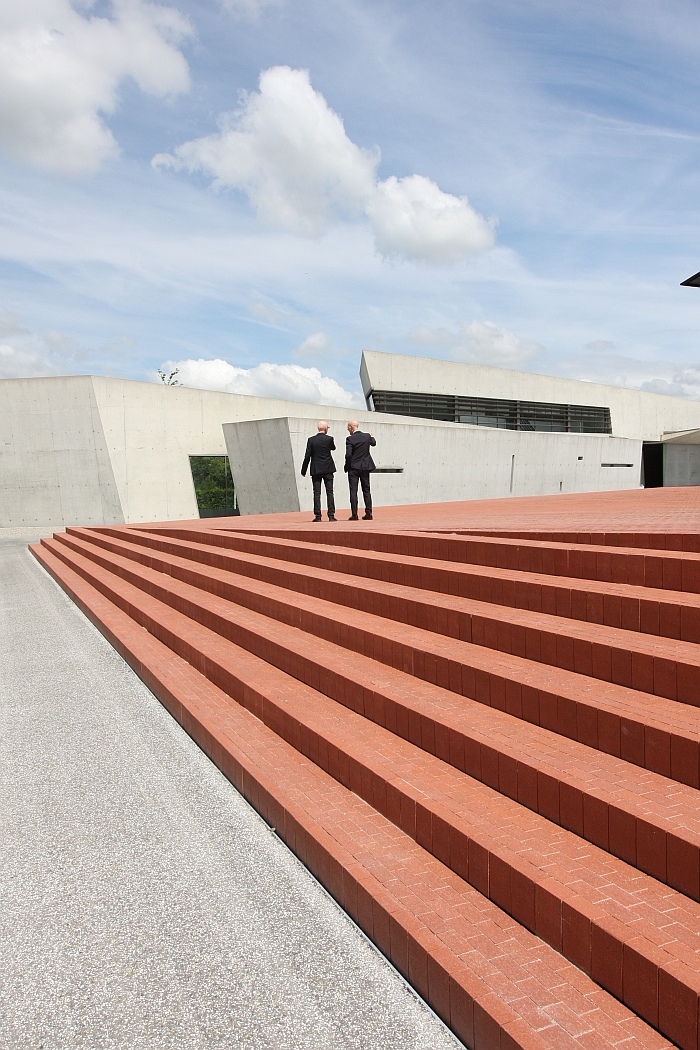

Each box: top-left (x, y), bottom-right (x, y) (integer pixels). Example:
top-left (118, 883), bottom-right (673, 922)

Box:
top-left (0, 375), bottom-right (376, 527)
top-left (360, 350), bottom-right (700, 442)
top-left (3, 351), bottom-right (700, 528)
top-left (224, 414), bottom-right (638, 517)
top-left (360, 350), bottom-right (700, 492)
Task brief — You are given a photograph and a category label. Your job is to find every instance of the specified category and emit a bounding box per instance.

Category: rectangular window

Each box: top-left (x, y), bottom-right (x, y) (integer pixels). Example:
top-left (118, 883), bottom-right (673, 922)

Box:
top-left (371, 390), bottom-right (611, 434)
top-left (188, 455), bottom-right (240, 517)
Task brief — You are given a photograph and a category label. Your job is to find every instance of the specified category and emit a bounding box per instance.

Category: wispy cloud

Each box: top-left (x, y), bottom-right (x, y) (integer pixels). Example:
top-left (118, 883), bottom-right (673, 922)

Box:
top-left (409, 319), bottom-right (543, 367)
top-left (218, 0), bottom-right (280, 19)
top-left (0, 309), bottom-right (137, 379)
top-left (293, 332), bottom-right (330, 358)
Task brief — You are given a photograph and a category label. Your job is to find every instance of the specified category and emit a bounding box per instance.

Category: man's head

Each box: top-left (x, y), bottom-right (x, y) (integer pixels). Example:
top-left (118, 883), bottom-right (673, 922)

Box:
top-left (317, 420), bottom-right (329, 433)
top-left (347, 420), bottom-right (359, 434)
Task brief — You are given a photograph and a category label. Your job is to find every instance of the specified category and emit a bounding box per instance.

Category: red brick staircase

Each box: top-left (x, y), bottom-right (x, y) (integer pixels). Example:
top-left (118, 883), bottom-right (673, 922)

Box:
top-left (31, 496), bottom-right (700, 1050)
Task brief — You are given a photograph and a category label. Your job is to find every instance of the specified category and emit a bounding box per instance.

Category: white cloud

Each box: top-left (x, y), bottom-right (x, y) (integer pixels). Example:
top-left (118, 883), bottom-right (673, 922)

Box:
top-left (0, 311), bottom-right (138, 378)
top-left (154, 357), bottom-right (363, 407)
top-left (408, 319), bottom-right (542, 367)
top-left (154, 66), bottom-right (494, 264)
top-left (640, 368), bottom-right (700, 399)
top-left (408, 324), bottom-right (455, 348)
top-left (554, 346), bottom-right (700, 400)
top-left (294, 331), bottom-right (329, 357)
top-left (0, 0), bottom-right (192, 175)
top-left (154, 66), bottom-right (377, 236)
top-left (0, 311), bottom-right (30, 340)
top-left (367, 175), bottom-right (494, 264)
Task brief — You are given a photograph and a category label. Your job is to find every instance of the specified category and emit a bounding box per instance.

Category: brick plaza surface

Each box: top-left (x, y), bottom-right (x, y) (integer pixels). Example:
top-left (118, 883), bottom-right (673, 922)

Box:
top-left (141, 486), bottom-right (700, 542)
top-left (31, 488), bottom-right (700, 1050)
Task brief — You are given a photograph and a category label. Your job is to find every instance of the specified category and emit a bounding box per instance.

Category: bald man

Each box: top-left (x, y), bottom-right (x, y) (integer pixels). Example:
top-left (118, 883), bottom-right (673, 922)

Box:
top-left (344, 420), bottom-right (376, 520)
top-left (301, 420), bottom-right (337, 522)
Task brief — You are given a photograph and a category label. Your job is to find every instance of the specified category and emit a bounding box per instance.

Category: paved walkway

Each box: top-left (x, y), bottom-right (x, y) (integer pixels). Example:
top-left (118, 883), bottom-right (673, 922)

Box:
top-left (189, 484), bottom-right (700, 535)
top-left (0, 530), bottom-right (460, 1050)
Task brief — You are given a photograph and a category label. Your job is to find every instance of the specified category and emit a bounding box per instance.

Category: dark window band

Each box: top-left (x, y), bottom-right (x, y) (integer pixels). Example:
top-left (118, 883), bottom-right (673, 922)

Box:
top-left (369, 390), bottom-right (612, 434)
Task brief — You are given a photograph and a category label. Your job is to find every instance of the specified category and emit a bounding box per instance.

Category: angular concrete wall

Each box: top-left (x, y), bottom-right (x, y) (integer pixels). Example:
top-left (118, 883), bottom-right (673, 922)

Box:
top-left (0, 377), bottom-right (123, 527)
top-left (225, 418), bottom-right (300, 515)
top-left (224, 414), bottom-right (642, 515)
top-left (1, 376), bottom-right (383, 527)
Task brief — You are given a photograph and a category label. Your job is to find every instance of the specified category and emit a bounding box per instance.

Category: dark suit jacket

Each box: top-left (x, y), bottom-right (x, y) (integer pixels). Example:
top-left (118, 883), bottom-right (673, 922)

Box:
top-left (301, 433), bottom-right (336, 476)
top-left (345, 430), bottom-right (376, 472)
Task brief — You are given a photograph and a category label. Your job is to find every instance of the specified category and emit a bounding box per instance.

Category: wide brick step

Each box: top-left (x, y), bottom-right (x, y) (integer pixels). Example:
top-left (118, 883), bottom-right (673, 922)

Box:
top-left (68, 525), bottom-right (700, 789)
top-left (228, 526), bottom-right (700, 594)
top-left (32, 536), bottom-right (700, 1050)
top-left (31, 539), bottom-right (674, 1050)
top-left (91, 527), bottom-right (700, 707)
top-left (52, 529), bottom-right (700, 893)
top-left (46, 534), bottom-right (700, 896)
top-left (135, 524), bottom-right (700, 594)
top-left (104, 526), bottom-right (700, 645)
top-left (449, 532), bottom-right (700, 555)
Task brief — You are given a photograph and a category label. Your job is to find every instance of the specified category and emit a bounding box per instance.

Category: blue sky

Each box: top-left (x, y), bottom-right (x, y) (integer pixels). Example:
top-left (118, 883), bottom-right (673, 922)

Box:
top-left (2, 0), bottom-right (700, 406)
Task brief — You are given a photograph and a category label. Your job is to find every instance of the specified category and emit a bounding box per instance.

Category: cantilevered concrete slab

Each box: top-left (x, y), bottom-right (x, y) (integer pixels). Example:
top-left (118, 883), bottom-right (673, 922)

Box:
top-left (361, 349), bottom-right (700, 440)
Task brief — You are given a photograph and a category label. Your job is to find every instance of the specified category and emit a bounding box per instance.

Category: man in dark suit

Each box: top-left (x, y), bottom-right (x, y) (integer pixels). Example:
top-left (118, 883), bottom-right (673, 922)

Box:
top-left (344, 420), bottom-right (376, 520)
top-left (301, 420), bottom-right (337, 522)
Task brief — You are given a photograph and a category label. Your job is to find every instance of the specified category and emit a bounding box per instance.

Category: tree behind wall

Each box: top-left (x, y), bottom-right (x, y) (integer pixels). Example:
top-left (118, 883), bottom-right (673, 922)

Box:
top-left (188, 456), bottom-right (239, 516)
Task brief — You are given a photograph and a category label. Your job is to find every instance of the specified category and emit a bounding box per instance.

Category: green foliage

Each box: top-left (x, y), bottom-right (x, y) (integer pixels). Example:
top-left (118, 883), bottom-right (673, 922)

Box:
top-left (189, 456), bottom-right (238, 513)
top-left (158, 368), bottom-right (181, 385)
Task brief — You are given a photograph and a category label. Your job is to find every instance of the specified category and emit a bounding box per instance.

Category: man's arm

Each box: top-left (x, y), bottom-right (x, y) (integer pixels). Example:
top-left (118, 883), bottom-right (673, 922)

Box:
top-left (301, 437), bottom-right (312, 476)
top-left (344, 434), bottom-right (352, 472)
top-left (329, 437), bottom-right (336, 450)
top-left (369, 434), bottom-right (376, 447)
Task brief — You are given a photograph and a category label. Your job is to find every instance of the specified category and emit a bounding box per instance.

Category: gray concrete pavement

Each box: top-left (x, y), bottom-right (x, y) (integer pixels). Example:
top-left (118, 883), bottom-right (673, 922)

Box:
top-left (0, 531), bottom-right (461, 1050)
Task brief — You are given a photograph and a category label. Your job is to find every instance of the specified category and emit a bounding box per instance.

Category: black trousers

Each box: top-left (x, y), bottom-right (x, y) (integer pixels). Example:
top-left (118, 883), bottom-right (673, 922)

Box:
top-left (348, 469), bottom-right (372, 516)
top-left (312, 473), bottom-right (335, 516)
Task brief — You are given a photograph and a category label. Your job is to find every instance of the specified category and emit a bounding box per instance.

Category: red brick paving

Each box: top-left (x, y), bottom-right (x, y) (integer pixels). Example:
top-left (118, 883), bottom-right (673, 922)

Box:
top-left (31, 488), bottom-right (700, 1050)
top-left (43, 530), bottom-right (700, 890)
top-left (134, 525), bottom-right (700, 594)
top-left (130, 485), bottom-right (700, 538)
top-left (229, 528), bottom-right (700, 593)
top-left (60, 528), bottom-right (700, 788)
top-left (96, 525), bottom-right (700, 643)
top-left (112, 528), bottom-right (700, 707)
top-left (69, 527), bottom-right (700, 785)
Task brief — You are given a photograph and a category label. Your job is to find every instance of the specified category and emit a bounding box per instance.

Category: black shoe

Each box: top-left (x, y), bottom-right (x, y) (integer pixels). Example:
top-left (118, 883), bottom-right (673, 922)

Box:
top-left (313, 515), bottom-right (322, 522)
top-left (328, 515), bottom-right (336, 521)
top-left (362, 513), bottom-right (373, 520)
top-left (348, 515), bottom-right (359, 520)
